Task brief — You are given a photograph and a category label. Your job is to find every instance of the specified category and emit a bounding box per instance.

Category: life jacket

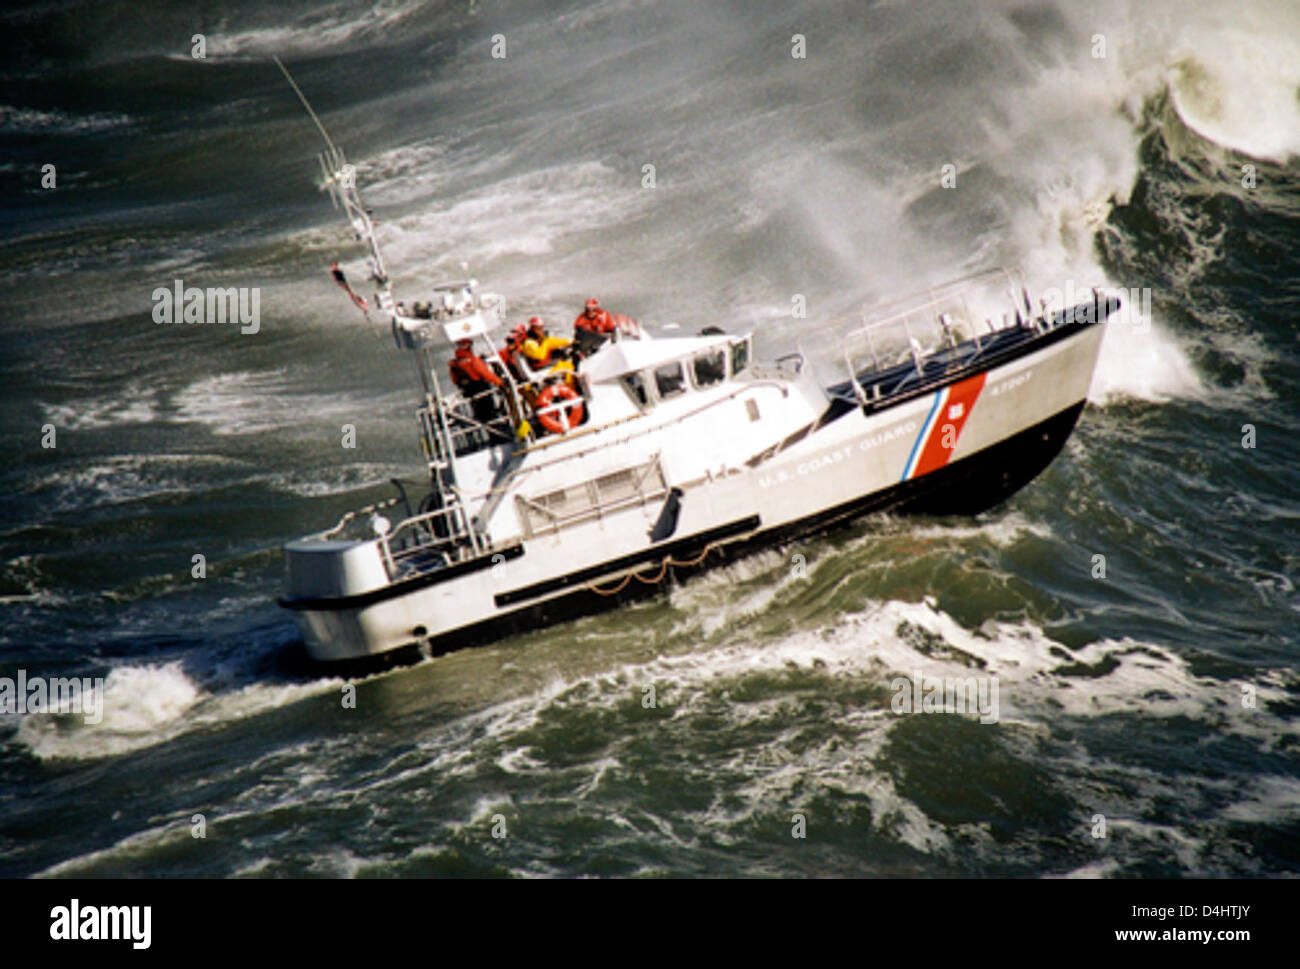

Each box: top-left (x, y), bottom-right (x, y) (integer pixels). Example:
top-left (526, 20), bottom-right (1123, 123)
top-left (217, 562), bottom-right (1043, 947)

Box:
top-left (498, 344), bottom-right (525, 381)
top-left (448, 347), bottom-right (500, 390)
top-left (522, 334), bottom-right (571, 367)
top-left (574, 309), bottom-right (615, 334)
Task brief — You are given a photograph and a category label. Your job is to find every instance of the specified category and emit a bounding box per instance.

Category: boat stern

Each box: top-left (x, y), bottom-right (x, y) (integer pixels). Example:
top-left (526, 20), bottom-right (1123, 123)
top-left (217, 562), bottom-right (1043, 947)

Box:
top-left (279, 538), bottom-right (404, 662)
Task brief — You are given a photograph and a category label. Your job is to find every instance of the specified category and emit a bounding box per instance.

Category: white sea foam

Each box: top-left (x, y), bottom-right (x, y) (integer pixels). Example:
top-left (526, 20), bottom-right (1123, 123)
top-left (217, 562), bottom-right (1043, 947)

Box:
top-left (980, 65), bottom-right (1199, 407)
top-left (896, 511), bottom-right (1053, 548)
top-left (1220, 775), bottom-right (1300, 824)
top-left (42, 383), bottom-right (161, 430)
top-left (1166, 21), bottom-right (1300, 163)
top-left (936, 0), bottom-right (1296, 409)
top-left (170, 369), bottom-right (397, 436)
top-left (24, 593), bottom-right (1290, 873)
top-left (27, 454), bottom-right (239, 511)
top-left (201, 0), bottom-right (429, 59)
top-left (10, 661), bottom-right (344, 762)
top-left (12, 662), bottom-right (198, 760)
top-left (378, 160), bottom-right (649, 272)
top-left (354, 139), bottom-right (482, 208)
top-left (263, 463), bottom-right (410, 498)
top-left (439, 595), bottom-right (1297, 778)
top-left (1088, 317), bottom-right (1205, 405)
top-left (0, 104), bottom-right (132, 134)
top-left (313, 589), bottom-right (1294, 868)
top-left (1051, 860), bottom-right (1123, 879)
top-left (661, 511), bottom-right (1052, 637)
top-left (231, 857), bottom-right (276, 878)
top-left (1105, 819), bottom-right (1207, 871)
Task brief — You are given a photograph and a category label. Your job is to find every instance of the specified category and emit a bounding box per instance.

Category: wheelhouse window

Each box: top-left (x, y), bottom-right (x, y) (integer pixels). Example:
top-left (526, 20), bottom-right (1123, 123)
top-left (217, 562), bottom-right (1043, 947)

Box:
top-left (730, 338), bottom-right (750, 376)
top-left (692, 349), bottom-right (727, 388)
top-left (622, 372), bottom-right (652, 409)
top-left (653, 361), bottom-right (687, 399)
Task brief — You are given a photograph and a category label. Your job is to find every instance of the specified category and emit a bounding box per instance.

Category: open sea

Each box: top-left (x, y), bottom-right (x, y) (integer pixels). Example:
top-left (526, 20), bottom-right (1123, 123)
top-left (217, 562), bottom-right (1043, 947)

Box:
top-left (1, 0), bottom-right (1297, 877)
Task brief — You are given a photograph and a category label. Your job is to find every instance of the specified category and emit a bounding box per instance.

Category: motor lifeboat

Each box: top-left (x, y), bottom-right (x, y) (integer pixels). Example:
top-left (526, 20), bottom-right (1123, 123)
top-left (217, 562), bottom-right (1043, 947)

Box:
top-left (274, 100), bottom-right (1119, 667)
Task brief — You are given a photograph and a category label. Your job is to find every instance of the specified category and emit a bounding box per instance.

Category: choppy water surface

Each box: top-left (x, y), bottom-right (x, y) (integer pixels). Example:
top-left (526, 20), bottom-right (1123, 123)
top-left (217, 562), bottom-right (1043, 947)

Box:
top-left (1, 0), bottom-right (1297, 877)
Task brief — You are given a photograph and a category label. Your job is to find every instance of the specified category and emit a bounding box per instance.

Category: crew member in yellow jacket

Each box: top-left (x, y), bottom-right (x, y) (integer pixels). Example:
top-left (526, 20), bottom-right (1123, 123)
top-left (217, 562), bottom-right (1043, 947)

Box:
top-left (521, 316), bottom-right (574, 379)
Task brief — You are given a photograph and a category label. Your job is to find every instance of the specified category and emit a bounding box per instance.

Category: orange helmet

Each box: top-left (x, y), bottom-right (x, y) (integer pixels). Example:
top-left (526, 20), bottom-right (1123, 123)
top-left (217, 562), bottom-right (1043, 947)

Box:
top-left (585, 298), bottom-right (600, 311)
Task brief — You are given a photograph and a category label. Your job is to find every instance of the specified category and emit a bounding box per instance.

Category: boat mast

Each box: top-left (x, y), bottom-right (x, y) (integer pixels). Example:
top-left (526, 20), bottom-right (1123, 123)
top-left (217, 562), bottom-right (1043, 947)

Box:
top-left (275, 56), bottom-right (501, 557)
top-left (274, 57), bottom-right (394, 314)
top-left (318, 149), bottom-right (393, 311)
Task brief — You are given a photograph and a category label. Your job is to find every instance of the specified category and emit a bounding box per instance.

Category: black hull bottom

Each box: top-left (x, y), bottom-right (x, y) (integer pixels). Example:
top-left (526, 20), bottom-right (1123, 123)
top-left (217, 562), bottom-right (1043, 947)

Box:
top-left (293, 400), bottom-right (1086, 675)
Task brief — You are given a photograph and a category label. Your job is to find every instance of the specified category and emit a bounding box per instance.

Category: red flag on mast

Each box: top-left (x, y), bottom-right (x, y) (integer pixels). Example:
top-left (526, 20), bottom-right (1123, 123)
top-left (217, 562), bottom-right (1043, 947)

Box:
top-left (330, 261), bottom-right (370, 312)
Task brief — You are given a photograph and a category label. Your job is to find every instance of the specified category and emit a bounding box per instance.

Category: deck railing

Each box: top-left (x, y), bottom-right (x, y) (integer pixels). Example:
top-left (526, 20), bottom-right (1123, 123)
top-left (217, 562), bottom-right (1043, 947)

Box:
top-left (834, 268), bottom-right (1034, 404)
top-left (514, 453), bottom-right (669, 539)
top-left (378, 502), bottom-right (482, 579)
top-left (311, 486), bottom-right (489, 582)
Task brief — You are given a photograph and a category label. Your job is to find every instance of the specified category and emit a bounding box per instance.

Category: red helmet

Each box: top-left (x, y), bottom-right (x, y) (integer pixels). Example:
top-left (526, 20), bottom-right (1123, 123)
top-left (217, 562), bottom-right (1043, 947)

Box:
top-left (510, 323), bottom-right (527, 340)
top-left (585, 298), bottom-right (600, 311)
top-left (528, 316), bottom-right (545, 331)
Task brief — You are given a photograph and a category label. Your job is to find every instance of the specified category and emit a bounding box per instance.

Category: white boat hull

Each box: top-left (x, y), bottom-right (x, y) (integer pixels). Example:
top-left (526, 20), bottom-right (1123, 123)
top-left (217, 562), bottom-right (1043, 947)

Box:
top-left (283, 314), bottom-right (1106, 664)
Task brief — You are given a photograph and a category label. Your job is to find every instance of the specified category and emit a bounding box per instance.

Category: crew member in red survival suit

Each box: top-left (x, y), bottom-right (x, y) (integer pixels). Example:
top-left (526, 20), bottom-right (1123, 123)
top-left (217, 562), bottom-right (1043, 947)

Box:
top-left (573, 297), bottom-right (617, 354)
top-left (448, 338), bottom-right (504, 431)
top-left (498, 324), bottom-right (528, 381)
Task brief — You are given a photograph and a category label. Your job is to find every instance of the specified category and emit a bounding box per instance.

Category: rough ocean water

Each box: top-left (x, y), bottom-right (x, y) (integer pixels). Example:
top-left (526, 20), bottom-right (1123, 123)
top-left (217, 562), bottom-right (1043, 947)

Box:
top-left (0, 0), bottom-right (1297, 878)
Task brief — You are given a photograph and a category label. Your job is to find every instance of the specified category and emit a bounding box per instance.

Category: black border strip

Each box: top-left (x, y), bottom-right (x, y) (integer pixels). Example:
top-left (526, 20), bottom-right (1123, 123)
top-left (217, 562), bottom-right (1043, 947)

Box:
top-left (279, 541), bottom-right (525, 612)
top-left (493, 515), bottom-right (761, 607)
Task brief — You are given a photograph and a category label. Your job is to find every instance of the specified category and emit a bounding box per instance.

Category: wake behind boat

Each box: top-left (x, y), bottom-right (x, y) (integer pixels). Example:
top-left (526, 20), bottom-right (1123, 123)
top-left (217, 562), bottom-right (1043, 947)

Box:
top-left (275, 90), bottom-right (1119, 666)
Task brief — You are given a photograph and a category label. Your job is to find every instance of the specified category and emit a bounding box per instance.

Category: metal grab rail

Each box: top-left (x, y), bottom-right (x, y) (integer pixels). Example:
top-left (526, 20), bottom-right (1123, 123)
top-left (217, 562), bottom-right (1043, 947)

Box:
top-left (425, 387), bottom-right (519, 452)
top-left (859, 340), bottom-right (987, 406)
top-left (318, 496), bottom-right (405, 541)
top-left (516, 485), bottom-right (672, 538)
top-left (515, 454), bottom-right (669, 538)
top-left (834, 267), bottom-right (1032, 403)
top-left (305, 489), bottom-right (500, 582)
top-left (841, 268), bottom-right (1025, 357)
top-left (841, 268), bottom-right (1027, 343)
top-left (375, 497), bottom-right (518, 580)
top-left (430, 377), bottom-right (593, 453)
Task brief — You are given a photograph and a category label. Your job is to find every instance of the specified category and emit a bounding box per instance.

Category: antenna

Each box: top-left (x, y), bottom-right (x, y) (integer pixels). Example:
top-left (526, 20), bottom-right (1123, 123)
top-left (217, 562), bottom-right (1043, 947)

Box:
top-left (273, 55), bottom-right (392, 303)
top-left (273, 56), bottom-right (340, 158)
